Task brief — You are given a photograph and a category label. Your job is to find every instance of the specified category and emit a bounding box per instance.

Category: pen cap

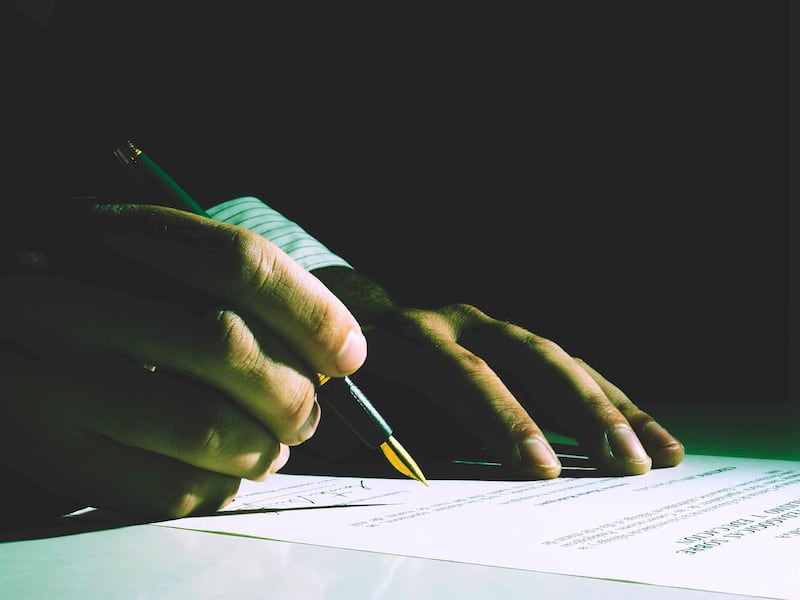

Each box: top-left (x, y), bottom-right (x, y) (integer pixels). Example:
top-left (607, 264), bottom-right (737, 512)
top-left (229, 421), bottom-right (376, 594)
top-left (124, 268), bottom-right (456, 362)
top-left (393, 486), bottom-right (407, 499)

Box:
top-left (318, 376), bottom-right (393, 450)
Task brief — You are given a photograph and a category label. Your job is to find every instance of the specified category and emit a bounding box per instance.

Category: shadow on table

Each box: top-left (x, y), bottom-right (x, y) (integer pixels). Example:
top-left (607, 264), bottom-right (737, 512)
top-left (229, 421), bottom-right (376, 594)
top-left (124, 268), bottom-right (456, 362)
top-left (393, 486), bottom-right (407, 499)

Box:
top-left (0, 443), bottom-right (613, 543)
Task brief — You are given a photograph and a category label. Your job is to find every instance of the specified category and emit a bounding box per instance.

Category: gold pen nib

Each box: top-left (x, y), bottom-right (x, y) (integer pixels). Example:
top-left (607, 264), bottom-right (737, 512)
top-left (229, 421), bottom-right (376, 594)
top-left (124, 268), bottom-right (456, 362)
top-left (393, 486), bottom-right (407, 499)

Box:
top-left (381, 436), bottom-right (429, 486)
top-left (317, 373), bottom-right (429, 486)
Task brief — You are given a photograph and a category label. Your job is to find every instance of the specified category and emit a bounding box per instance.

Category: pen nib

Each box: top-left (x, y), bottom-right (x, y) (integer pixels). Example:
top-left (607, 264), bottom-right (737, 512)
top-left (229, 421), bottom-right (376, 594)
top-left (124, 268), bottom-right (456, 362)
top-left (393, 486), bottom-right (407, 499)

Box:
top-left (381, 436), bottom-right (429, 486)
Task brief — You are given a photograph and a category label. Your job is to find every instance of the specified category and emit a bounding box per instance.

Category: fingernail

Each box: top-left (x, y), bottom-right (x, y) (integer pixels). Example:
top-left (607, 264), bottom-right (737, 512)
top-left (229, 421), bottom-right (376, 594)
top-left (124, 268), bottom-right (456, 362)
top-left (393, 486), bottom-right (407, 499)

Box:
top-left (517, 437), bottom-right (561, 469)
top-left (269, 444), bottom-right (291, 475)
top-left (606, 426), bottom-right (650, 464)
top-left (300, 399), bottom-right (321, 437)
top-left (335, 330), bottom-right (367, 373)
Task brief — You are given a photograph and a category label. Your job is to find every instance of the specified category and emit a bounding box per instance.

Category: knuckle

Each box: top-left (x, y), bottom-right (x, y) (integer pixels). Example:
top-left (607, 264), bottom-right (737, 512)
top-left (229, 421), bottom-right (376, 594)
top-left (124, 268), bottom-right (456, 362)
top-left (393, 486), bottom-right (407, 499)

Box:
top-left (506, 412), bottom-right (540, 439)
top-left (456, 349), bottom-right (492, 376)
top-left (275, 379), bottom-right (318, 445)
top-left (303, 300), bottom-right (338, 347)
top-left (157, 474), bottom-right (240, 518)
top-left (379, 307), bottom-right (454, 342)
top-left (522, 333), bottom-right (566, 360)
top-left (158, 488), bottom-right (207, 519)
top-left (169, 403), bottom-right (231, 460)
top-left (204, 309), bottom-right (260, 370)
top-left (167, 401), bottom-right (280, 482)
top-left (439, 303), bottom-right (492, 328)
top-left (228, 229), bottom-right (281, 297)
top-left (445, 302), bottom-right (486, 319)
top-left (574, 384), bottom-right (620, 418)
top-left (525, 333), bottom-right (557, 354)
top-left (624, 409), bottom-right (657, 429)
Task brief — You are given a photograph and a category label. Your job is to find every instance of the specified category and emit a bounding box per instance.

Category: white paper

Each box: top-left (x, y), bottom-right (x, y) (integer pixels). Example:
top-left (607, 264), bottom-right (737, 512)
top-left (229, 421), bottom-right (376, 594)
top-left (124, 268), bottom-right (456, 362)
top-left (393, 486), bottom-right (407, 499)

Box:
top-left (161, 455), bottom-right (800, 599)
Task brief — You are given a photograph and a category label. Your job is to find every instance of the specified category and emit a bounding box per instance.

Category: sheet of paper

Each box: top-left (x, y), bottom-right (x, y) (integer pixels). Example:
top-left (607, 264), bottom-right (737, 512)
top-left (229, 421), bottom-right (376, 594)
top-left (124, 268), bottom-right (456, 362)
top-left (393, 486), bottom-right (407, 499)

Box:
top-left (161, 455), bottom-right (800, 599)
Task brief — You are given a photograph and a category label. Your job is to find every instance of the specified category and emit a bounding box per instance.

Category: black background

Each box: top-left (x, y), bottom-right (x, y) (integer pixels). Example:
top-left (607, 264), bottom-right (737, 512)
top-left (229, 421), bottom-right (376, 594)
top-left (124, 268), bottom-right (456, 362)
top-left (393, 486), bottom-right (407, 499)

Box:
top-left (5, 2), bottom-right (793, 411)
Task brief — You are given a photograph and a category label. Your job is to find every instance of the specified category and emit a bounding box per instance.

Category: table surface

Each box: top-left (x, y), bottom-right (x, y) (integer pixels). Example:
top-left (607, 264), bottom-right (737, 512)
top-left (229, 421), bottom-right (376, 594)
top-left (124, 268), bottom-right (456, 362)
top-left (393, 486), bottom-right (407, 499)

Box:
top-left (1, 401), bottom-right (796, 600)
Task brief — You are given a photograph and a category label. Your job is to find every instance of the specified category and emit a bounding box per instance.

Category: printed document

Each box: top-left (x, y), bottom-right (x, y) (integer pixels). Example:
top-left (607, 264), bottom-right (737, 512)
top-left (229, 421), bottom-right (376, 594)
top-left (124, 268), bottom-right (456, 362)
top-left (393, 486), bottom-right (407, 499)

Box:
top-left (161, 455), bottom-right (800, 598)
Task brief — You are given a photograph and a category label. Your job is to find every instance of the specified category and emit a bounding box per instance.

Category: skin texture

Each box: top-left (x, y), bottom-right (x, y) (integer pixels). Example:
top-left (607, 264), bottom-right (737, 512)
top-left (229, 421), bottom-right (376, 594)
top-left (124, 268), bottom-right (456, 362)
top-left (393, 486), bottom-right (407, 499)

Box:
top-left (312, 267), bottom-right (685, 479)
top-left (0, 204), bottom-right (683, 524)
top-left (0, 205), bottom-right (367, 519)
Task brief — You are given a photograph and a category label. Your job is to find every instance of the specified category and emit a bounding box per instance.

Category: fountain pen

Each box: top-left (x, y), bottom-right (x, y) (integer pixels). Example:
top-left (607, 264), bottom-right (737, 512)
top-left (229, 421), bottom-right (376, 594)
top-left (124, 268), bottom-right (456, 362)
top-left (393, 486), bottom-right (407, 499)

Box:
top-left (112, 140), bottom-right (428, 486)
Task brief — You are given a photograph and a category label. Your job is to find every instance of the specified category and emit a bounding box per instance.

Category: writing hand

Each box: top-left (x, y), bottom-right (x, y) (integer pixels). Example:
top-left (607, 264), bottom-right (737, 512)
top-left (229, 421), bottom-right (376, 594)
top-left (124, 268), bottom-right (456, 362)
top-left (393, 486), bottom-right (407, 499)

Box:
top-left (0, 204), bottom-right (367, 518)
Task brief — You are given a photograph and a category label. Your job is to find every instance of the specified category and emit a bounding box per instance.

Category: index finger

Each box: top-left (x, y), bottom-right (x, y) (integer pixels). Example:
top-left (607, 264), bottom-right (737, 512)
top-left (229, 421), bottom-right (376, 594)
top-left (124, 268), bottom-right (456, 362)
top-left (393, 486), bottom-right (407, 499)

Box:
top-left (56, 203), bottom-right (367, 377)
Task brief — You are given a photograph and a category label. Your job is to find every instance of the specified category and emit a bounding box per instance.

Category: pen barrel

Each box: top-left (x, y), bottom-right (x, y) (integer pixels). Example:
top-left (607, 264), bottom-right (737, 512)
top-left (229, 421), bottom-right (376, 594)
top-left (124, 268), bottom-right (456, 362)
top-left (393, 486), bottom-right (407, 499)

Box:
top-left (111, 140), bottom-right (405, 466)
top-left (113, 141), bottom-right (209, 217)
top-left (320, 376), bottom-right (392, 449)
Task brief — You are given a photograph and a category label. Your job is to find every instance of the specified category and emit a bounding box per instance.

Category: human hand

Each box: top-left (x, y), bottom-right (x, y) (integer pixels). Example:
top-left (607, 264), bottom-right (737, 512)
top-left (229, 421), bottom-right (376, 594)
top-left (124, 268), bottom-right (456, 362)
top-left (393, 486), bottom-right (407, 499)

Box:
top-left (305, 261), bottom-right (686, 481)
top-left (0, 204), bottom-right (367, 518)
top-left (354, 303), bottom-right (685, 478)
